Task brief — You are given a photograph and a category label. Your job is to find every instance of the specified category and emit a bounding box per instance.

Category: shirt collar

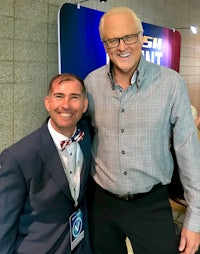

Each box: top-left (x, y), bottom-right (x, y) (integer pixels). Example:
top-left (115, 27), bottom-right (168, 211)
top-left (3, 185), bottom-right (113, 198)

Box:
top-left (107, 54), bottom-right (144, 90)
top-left (47, 119), bottom-right (77, 151)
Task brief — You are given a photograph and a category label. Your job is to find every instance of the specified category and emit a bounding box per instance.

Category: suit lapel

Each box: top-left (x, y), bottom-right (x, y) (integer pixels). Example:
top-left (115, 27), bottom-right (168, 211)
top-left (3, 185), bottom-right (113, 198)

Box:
top-left (77, 122), bottom-right (91, 201)
top-left (37, 121), bottom-right (73, 200)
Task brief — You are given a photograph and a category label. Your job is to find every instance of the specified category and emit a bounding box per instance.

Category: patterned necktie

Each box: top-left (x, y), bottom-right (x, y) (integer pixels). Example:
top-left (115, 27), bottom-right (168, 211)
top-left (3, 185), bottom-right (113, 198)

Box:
top-left (60, 129), bottom-right (84, 151)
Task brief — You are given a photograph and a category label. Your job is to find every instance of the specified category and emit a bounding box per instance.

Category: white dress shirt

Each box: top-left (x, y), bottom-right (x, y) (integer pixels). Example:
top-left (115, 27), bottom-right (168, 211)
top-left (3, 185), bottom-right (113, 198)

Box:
top-left (48, 119), bottom-right (83, 206)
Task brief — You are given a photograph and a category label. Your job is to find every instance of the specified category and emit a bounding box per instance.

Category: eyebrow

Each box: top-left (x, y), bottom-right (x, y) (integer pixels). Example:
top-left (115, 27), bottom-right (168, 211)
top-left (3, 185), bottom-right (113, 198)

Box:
top-left (53, 92), bottom-right (82, 97)
top-left (70, 93), bottom-right (82, 97)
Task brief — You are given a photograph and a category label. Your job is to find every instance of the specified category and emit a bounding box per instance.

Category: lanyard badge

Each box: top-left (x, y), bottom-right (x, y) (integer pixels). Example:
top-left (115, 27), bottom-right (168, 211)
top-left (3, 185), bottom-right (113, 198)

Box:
top-left (69, 207), bottom-right (84, 251)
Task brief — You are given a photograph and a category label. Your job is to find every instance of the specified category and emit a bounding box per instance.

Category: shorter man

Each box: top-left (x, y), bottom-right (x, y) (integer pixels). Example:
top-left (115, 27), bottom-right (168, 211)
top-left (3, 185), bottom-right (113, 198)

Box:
top-left (0, 73), bottom-right (92, 254)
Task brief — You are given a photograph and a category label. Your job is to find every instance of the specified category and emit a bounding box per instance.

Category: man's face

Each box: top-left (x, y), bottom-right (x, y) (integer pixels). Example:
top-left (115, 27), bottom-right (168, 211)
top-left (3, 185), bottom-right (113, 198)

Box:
top-left (45, 79), bottom-right (88, 137)
top-left (102, 13), bottom-right (143, 75)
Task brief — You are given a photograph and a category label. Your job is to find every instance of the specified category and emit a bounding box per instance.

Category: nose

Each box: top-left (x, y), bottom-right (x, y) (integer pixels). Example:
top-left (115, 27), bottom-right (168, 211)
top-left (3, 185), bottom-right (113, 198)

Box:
top-left (118, 38), bottom-right (127, 50)
top-left (62, 97), bottom-right (71, 108)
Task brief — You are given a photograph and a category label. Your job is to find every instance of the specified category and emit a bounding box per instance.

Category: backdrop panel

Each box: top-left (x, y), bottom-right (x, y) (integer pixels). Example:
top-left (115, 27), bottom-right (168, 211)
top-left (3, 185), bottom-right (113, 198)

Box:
top-left (58, 3), bottom-right (181, 79)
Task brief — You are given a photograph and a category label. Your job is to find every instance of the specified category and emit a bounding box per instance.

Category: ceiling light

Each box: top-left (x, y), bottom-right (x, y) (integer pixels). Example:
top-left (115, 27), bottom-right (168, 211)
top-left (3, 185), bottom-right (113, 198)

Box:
top-left (190, 25), bottom-right (197, 34)
top-left (172, 25), bottom-right (198, 34)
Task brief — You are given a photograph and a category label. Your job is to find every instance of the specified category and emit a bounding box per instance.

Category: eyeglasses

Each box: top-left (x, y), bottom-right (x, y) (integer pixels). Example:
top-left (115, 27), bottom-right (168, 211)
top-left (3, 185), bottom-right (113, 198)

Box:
top-left (103, 32), bottom-right (142, 49)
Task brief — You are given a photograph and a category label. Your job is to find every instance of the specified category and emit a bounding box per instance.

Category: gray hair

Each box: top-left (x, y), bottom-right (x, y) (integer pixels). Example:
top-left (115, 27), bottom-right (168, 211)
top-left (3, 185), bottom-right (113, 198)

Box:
top-left (99, 6), bottom-right (143, 40)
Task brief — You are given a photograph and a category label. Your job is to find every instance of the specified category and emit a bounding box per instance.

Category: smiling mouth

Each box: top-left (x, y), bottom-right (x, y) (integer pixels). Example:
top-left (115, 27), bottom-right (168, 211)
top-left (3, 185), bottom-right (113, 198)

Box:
top-left (60, 112), bottom-right (73, 118)
top-left (119, 52), bottom-right (130, 58)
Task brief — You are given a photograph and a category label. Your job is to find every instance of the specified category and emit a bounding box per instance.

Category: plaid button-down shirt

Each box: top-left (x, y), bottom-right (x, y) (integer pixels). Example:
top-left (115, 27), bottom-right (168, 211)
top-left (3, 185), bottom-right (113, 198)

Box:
top-left (85, 55), bottom-right (200, 232)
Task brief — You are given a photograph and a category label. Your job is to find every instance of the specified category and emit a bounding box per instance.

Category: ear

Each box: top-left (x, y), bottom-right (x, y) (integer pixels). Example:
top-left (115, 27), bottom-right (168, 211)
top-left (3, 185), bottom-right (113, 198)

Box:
top-left (44, 96), bottom-right (50, 112)
top-left (83, 98), bottom-right (88, 113)
top-left (140, 34), bottom-right (144, 45)
top-left (104, 44), bottom-right (108, 54)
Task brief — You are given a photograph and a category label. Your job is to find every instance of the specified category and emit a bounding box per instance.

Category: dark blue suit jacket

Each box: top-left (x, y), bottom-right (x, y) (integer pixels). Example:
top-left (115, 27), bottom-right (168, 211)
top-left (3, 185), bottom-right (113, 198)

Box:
top-left (0, 117), bottom-right (92, 254)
